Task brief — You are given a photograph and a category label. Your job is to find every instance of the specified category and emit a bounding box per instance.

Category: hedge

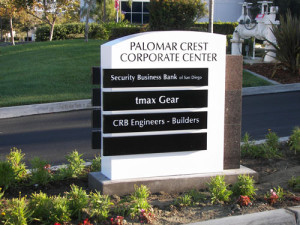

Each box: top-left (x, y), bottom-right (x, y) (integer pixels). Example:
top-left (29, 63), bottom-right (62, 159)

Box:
top-left (35, 22), bottom-right (239, 41)
top-left (193, 22), bottom-right (239, 35)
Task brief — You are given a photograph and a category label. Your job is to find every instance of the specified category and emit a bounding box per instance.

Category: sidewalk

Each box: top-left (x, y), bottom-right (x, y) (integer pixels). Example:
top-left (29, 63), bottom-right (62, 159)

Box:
top-left (188, 206), bottom-right (300, 225)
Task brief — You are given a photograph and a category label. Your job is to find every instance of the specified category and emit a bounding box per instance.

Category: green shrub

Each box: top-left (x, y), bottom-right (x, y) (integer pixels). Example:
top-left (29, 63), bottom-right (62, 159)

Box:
top-left (36, 23), bottom-right (85, 41)
top-left (130, 185), bottom-right (151, 218)
top-left (7, 147), bottom-right (27, 181)
top-left (88, 23), bottom-right (109, 40)
top-left (90, 155), bottom-right (101, 172)
top-left (89, 191), bottom-right (113, 222)
top-left (208, 175), bottom-right (232, 204)
top-left (288, 176), bottom-right (300, 191)
top-left (232, 175), bottom-right (257, 199)
top-left (188, 189), bottom-right (206, 203)
top-left (57, 150), bottom-right (85, 179)
top-left (193, 22), bottom-right (238, 34)
top-left (35, 25), bottom-right (50, 41)
top-left (241, 132), bottom-right (262, 158)
top-left (66, 184), bottom-right (89, 220)
top-left (4, 195), bottom-right (32, 225)
top-left (149, 0), bottom-right (207, 31)
top-left (49, 196), bottom-right (71, 224)
top-left (29, 157), bottom-right (52, 186)
top-left (110, 27), bottom-right (143, 40)
top-left (262, 129), bottom-right (281, 159)
top-left (289, 127), bottom-right (300, 154)
top-left (267, 11), bottom-right (300, 76)
top-left (29, 192), bottom-right (52, 223)
top-left (274, 186), bottom-right (285, 202)
top-left (242, 131), bottom-right (281, 159)
top-left (174, 194), bottom-right (192, 207)
top-left (0, 161), bottom-right (17, 190)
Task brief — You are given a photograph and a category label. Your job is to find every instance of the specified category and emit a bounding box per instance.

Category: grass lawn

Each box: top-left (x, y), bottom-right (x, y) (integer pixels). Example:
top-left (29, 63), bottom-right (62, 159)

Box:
top-left (0, 40), bottom-right (271, 107)
top-left (243, 70), bottom-right (272, 87)
top-left (0, 39), bottom-right (105, 107)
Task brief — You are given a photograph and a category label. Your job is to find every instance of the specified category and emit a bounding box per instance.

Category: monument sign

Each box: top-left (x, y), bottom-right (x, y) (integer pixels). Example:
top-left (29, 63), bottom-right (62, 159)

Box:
top-left (99, 31), bottom-right (226, 180)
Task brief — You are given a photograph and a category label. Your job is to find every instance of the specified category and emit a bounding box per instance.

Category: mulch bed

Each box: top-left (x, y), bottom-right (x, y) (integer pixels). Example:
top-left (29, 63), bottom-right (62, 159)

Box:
top-left (244, 63), bottom-right (300, 84)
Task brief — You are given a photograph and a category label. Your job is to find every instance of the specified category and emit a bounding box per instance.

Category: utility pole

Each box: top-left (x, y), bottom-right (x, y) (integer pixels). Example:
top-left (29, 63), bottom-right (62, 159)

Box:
top-left (208, 0), bottom-right (214, 33)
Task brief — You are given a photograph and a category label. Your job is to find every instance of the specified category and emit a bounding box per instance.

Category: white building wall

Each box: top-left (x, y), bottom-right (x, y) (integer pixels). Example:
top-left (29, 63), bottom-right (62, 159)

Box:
top-left (199, 0), bottom-right (241, 22)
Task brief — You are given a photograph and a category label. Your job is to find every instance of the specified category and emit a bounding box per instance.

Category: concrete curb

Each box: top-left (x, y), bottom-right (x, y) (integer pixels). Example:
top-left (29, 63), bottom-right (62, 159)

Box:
top-left (0, 99), bottom-right (91, 119)
top-left (242, 83), bottom-right (300, 96)
top-left (187, 206), bottom-right (300, 225)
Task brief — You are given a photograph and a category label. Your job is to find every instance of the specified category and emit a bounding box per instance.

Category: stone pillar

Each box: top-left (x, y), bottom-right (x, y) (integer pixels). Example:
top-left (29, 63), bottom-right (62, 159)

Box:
top-left (224, 55), bottom-right (243, 169)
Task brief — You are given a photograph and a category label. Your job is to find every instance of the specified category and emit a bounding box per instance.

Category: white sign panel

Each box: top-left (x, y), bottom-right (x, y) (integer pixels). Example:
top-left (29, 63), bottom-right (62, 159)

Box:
top-left (100, 31), bottom-right (226, 180)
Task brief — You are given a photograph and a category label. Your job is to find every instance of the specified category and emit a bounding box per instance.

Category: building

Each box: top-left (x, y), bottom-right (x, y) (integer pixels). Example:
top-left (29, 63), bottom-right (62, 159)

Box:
top-left (80, 0), bottom-right (242, 24)
top-left (200, 0), bottom-right (242, 22)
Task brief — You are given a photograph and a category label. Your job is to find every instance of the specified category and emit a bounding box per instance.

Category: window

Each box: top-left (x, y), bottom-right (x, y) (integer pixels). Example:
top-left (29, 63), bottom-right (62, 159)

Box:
top-left (120, 0), bottom-right (150, 24)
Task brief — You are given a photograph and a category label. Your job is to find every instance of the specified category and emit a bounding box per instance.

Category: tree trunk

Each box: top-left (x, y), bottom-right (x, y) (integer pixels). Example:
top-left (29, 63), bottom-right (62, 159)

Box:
top-left (0, 16), bottom-right (3, 41)
top-left (103, 0), bottom-right (106, 22)
top-left (84, 0), bottom-right (91, 43)
top-left (9, 16), bottom-right (15, 46)
top-left (49, 22), bottom-right (55, 41)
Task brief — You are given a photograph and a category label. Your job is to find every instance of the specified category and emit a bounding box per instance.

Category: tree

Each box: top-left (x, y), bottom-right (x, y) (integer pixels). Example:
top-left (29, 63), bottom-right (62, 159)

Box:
top-left (0, 0), bottom-right (20, 45)
top-left (81, 0), bottom-right (96, 42)
top-left (94, 0), bottom-right (115, 22)
top-left (149, 0), bottom-right (207, 31)
top-left (17, 10), bottom-right (38, 41)
top-left (21, 0), bottom-right (80, 41)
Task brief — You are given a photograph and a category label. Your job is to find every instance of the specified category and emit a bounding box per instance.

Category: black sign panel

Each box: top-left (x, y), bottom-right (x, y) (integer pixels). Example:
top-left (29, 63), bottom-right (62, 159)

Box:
top-left (103, 68), bottom-right (208, 88)
top-left (103, 112), bottom-right (207, 133)
top-left (103, 90), bottom-right (208, 111)
top-left (103, 133), bottom-right (207, 156)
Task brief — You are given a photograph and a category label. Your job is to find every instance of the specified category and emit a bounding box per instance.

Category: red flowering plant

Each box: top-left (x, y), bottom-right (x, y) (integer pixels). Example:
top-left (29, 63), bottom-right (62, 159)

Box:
top-left (139, 209), bottom-right (155, 224)
top-left (237, 195), bottom-right (252, 207)
top-left (110, 216), bottom-right (125, 225)
top-left (44, 164), bottom-right (51, 173)
top-left (54, 223), bottom-right (61, 225)
top-left (78, 218), bottom-right (93, 225)
top-left (265, 189), bottom-right (279, 205)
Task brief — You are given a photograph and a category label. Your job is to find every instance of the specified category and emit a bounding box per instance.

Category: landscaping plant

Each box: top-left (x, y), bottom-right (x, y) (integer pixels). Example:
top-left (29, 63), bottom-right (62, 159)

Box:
top-left (288, 176), bottom-right (300, 191)
top-left (130, 185), bottom-right (151, 218)
top-left (57, 150), bottom-right (85, 179)
top-left (4, 194), bottom-right (32, 225)
top-left (289, 127), bottom-right (300, 154)
top-left (267, 10), bottom-right (300, 76)
top-left (208, 175), bottom-right (232, 204)
top-left (29, 157), bottom-right (52, 186)
top-left (188, 189), bottom-right (206, 204)
top-left (241, 132), bottom-right (262, 158)
top-left (174, 194), bottom-right (192, 207)
top-left (49, 195), bottom-right (71, 224)
top-left (274, 186), bottom-right (285, 202)
top-left (264, 189), bottom-right (279, 205)
top-left (139, 209), bottom-right (156, 224)
top-left (90, 155), bottom-right (101, 172)
top-left (0, 161), bottom-right (17, 190)
top-left (237, 195), bottom-right (252, 207)
top-left (89, 191), bottom-right (113, 222)
top-left (66, 184), bottom-right (89, 220)
top-left (29, 191), bottom-right (52, 224)
top-left (232, 175), bottom-right (257, 199)
top-left (6, 147), bottom-right (27, 181)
